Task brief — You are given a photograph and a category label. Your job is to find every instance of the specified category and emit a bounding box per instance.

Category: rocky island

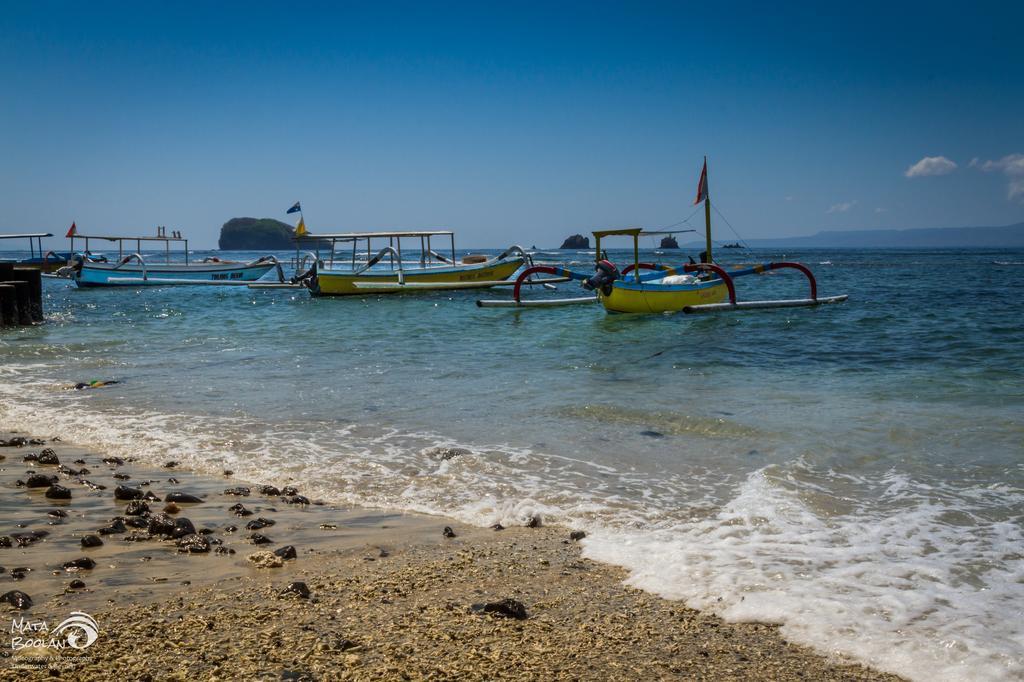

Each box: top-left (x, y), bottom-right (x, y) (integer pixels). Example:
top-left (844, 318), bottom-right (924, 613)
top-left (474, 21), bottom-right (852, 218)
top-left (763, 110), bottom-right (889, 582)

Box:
top-left (559, 234), bottom-right (590, 249)
top-left (218, 218), bottom-right (328, 250)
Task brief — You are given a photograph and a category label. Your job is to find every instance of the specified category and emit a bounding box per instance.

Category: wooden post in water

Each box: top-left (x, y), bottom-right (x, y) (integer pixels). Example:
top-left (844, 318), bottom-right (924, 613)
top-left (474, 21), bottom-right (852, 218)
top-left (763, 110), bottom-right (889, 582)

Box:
top-left (0, 284), bottom-right (14, 325)
top-left (14, 267), bottom-right (43, 322)
top-left (0, 262), bottom-right (44, 327)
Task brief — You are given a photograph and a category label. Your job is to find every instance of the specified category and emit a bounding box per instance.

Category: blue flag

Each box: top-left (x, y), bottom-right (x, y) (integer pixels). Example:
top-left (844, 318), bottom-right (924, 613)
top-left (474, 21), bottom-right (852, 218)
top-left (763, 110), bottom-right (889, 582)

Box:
top-left (287, 201), bottom-right (302, 214)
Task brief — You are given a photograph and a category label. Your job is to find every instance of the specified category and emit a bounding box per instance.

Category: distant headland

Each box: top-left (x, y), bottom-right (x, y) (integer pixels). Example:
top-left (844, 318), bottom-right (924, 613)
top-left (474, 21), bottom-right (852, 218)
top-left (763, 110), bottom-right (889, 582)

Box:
top-left (682, 221), bottom-right (1024, 249)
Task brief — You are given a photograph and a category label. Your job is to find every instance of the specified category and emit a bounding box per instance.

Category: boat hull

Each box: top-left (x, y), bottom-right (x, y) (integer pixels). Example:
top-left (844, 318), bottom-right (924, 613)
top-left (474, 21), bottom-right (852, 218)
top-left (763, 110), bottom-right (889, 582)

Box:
top-left (0, 254), bottom-right (73, 273)
top-left (74, 262), bottom-right (276, 287)
top-left (599, 278), bottom-right (728, 313)
top-left (311, 259), bottom-right (524, 296)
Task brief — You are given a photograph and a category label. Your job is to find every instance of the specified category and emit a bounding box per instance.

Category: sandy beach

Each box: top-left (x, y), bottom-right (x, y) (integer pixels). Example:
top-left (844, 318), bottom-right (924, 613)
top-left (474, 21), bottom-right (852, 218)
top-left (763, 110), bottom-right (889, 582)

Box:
top-left (0, 432), bottom-right (902, 680)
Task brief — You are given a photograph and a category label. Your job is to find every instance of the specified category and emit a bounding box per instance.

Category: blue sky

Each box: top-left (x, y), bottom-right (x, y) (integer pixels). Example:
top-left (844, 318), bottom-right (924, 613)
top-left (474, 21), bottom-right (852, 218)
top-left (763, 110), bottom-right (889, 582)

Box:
top-left (1, 2), bottom-right (1021, 248)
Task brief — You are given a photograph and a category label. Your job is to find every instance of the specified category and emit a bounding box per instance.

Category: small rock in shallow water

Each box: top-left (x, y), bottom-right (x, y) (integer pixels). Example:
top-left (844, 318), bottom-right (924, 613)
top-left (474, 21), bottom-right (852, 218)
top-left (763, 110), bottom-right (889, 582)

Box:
top-left (223, 486), bottom-right (250, 496)
top-left (81, 535), bottom-right (103, 548)
top-left (26, 473), bottom-right (58, 488)
top-left (44, 485), bottom-right (72, 500)
top-left (481, 598), bottom-right (528, 620)
top-left (280, 581), bottom-right (311, 599)
top-left (639, 430), bottom-right (665, 438)
top-left (68, 579), bottom-right (85, 590)
top-left (98, 519), bottom-right (127, 535)
top-left (491, 523), bottom-right (505, 531)
top-left (281, 486), bottom-right (299, 496)
top-left (175, 534), bottom-right (211, 554)
top-left (569, 530), bottom-right (587, 541)
top-left (0, 436), bottom-right (29, 447)
top-left (167, 477), bottom-right (180, 484)
top-left (245, 517), bottom-right (275, 530)
top-left (124, 501), bottom-right (150, 516)
top-left (442, 526), bottom-right (456, 538)
top-left (146, 514), bottom-right (176, 537)
top-left (163, 502), bottom-right (181, 514)
top-left (429, 446), bottom-right (471, 461)
top-left (223, 469), bottom-right (233, 477)
top-left (124, 516), bottom-right (148, 529)
top-left (247, 551), bottom-right (283, 568)
top-left (224, 525), bottom-right (238, 533)
top-left (143, 490), bottom-right (160, 502)
top-left (162, 461), bottom-right (178, 468)
top-left (282, 495), bottom-right (310, 505)
top-left (114, 485), bottom-right (144, 501)
top-left (102, 457), bottom-right (125, 466)
top-left (63, 557), bottom-right (96, 571)
top-left (112, 473), bottom-right (131, 480)
top-left (171, 518), bottom-right (197, 539)
top-left (1, 590), bottom-right (32, 609)
top-left (249, 533), bottom-right (272, 545)
top-left (229, 503), bottom-right (253, 517)
top-left (526, 516), bottom-right (542, 528)
top-left (273, 545), bottom-right (297, 560)
top-left (37, 449), bottom-right (59, 465)
top-left (214, 546), bottom-right (236, 555)
top-left (164, 492), bottom-right (203, 504)
top-left (257, 485), bottom-right (280, 496)
top-left (47, 509), bottom-right (68, 519)
top-left (0, 537), bottom-right (11, 548)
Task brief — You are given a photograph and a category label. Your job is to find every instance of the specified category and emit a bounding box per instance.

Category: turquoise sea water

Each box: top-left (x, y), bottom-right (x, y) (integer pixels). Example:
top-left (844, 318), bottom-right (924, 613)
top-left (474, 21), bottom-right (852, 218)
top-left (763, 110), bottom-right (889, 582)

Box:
top-left (2, 246), bottom-right (1023, 680)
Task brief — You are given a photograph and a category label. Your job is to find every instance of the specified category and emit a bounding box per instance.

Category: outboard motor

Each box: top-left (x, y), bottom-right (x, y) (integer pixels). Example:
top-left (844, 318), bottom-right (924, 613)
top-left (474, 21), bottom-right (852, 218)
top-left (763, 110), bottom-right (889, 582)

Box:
top-left (582, 259), bottom-right (619, 295)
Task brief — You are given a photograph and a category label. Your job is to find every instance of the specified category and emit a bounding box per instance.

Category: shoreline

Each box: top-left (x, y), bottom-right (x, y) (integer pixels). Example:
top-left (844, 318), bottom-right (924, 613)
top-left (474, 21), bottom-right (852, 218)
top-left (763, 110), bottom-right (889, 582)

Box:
top-left (1, 431), bottom-right (902, 680)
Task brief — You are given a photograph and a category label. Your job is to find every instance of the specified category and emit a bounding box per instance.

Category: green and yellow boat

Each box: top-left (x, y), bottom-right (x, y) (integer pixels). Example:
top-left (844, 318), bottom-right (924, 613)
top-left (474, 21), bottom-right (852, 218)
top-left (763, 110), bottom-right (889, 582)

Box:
top-left (292, 230), bottom-right (528, 296)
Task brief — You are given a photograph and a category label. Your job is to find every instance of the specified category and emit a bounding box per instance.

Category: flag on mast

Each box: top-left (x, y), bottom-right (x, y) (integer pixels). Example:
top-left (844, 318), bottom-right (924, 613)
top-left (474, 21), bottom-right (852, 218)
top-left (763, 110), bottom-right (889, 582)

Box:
top-left (287, 201), bottom-right (302, 214)
top-left (693, 160), bottom-right (708, 205)
top-left (66, 221), bottom-right (77, 238)
top-left (295, 216), bottom-right (307, 237)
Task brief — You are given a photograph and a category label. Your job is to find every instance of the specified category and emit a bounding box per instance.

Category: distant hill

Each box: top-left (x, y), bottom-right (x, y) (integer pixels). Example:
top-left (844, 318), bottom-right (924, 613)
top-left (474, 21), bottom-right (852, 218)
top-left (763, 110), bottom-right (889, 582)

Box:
top-left (218, 218), bottom-right (330, 250)
top-left (684, 222), bottom-right (1024, 249)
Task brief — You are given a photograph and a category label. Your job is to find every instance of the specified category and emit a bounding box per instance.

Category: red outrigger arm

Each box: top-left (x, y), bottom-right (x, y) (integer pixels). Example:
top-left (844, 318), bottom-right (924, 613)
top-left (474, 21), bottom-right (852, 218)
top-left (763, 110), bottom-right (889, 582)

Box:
top-left (511, 265), bottom-right (585, 302)
top-left (515, 260), bottom-right (818, 305)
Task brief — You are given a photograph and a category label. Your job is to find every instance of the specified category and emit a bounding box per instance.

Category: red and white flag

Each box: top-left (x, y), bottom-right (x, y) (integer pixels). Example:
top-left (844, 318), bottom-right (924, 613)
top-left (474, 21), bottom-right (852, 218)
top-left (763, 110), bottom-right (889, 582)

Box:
top-left (65, 221), bottom-right (77, 238)
top-left (693, 160), bottom-right (708, 205)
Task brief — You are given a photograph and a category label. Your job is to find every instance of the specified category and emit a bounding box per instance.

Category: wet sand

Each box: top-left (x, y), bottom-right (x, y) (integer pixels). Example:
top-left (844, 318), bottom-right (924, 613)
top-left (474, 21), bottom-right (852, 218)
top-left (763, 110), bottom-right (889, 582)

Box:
top-left (1, 432), bottom-right (903, 680)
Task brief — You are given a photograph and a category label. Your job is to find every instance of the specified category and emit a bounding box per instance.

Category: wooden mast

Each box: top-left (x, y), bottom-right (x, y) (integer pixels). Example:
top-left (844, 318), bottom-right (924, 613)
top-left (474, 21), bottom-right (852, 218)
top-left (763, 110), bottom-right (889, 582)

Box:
top-left (703, 156), bottom-right (712, 263)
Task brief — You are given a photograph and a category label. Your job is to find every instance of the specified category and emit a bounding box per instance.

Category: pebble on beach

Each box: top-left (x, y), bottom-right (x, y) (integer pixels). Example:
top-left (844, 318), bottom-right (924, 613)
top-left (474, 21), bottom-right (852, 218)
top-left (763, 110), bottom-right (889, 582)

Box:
top-left (247, 551), bottom-right (284, 568)
top-left (1, 590), bottom-right (33, 610)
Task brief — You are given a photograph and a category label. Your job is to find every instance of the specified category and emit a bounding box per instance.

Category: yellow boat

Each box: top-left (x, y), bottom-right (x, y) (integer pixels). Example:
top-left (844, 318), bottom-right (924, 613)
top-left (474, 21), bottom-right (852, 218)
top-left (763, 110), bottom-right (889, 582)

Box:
top-left (478, 158), bottom-right (848, 314)
top-left (591, 228), bottom-right (728, 313)
top-left (292, 230), bottom-right (528, 296)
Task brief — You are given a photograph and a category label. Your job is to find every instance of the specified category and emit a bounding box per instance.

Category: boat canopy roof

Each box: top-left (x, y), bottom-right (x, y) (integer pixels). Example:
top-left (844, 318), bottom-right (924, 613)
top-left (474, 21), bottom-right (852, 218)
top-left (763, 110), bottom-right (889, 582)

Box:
top-left (592, 228), bottom-right (697, 238)
top-left (0, 233), bottom-right (54, 240)
top-left (71, 234), bottom-right (186, 242)
top-left (297, 230), bottom-right (453, 242)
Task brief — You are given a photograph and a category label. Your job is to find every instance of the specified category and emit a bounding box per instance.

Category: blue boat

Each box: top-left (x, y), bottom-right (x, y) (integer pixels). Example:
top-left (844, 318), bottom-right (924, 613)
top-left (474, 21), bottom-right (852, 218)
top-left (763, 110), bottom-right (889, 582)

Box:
top-left (56, 228), bottom-right (283, 287)
top-left (0, 233), bottom-right (71, 272)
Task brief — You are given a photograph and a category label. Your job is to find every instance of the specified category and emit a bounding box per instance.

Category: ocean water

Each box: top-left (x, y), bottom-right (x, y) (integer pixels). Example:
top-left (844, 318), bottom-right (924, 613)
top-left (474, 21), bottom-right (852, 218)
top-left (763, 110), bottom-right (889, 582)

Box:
top-left (2, 246), bottom-right (1023, 680)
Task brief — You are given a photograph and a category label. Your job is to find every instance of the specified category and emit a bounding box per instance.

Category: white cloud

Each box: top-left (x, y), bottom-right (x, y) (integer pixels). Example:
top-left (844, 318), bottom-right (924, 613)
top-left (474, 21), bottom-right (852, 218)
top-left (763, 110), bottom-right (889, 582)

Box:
top-left (827, 200), bottom-right (857, 214)
top-left (904, 156), bottom-right (958, 178)
top-left (974, 153), bottom-right (1024, 202)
